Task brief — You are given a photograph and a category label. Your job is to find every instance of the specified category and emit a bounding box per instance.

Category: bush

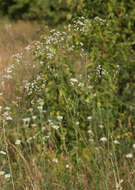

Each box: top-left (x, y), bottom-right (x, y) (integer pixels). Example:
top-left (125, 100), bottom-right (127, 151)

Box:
top-left (0, 0), bottom-right (83, 24)
top-left (0, 0), bottom-right (135, 26)
top-left (9, 15), bottom-right (135, 153)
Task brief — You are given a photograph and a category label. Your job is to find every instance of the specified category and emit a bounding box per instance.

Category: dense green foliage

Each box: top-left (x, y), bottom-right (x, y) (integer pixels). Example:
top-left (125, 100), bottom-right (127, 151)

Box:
top-left (22, 14), bottom-right (135, 152)
top-left (0, 0), bottom-right (81, 24)
top-left (0, 0), bottom-right (135, 25)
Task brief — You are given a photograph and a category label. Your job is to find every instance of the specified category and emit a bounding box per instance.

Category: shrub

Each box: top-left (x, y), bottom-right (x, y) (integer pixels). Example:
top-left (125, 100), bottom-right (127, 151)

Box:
top-left (0, 0), bottom-right (83, 24)
top-left (0, 0), bottom-right (135, 26)
top-left (11, 14), bottom-right (135, 154)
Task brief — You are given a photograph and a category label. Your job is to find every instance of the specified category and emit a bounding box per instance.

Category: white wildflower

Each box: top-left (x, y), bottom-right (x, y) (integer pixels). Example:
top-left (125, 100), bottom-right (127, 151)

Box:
top-left (100, 137), bottom-right (107, 142)
top-left (88, 130), bottom-right (93, 134)
top-left (78, 82), bottom-right (84, 87)
top-left (37, 106), bottom-right (43, 112)
top-left (70, 78), bottom-right (78, 83)
top-left (31, 124), bottom-right (37, 127)
top-left (45, 135), bottom-right (50, 139)
top-left (80, 42), bottom-right (83, 46)
top-left (32, 116), bottom-right (37, 120)
top-left (48, 119), bottom-right (53, 123)
top-left (22, 118), bottom-right (30, 126)
top-left (6, 68), bottom-right (12, 73)
top-left (29, 108), bottom-right (33, 112)
top-left (0, 151), bottom-right (7, 155)
top-left (88, 85), bottom-right (93, 89)
top-left (87, 116), bottom-right (92, 120)
top-left (89, 138), bottom-right (94, 142)
top-left (66, 164), bottom-right (70, 168)
top-left (6, 116), bottom-right (12, 121)
top-left (133, 144), bottom-right (135, 149)
top-left (27, 137), bottom-right (32, 143)
top-left (22, 118), bottom-right (30, 123)
top-left (5, 173), bottom-right (11, 179)
top-left (52, 125), bottom-right (59, 130)
top-left (15, 139), bottom-right (21, 145)
top-left (125, 153), bottom-right (133, 158)
top-left (40, 61), bottom-right (44, 65)
top-left (38, 99), bottom-right (44, 106)
top-left (25, 45), bottom-right (31, 51)
top-left (57, 116), bottom-right (63, 120)
top-left (5, 107), bottom-right (10, 111)
top-left (99, 124), bottom-right (104, 128)
top-left (0, 171), bottom-right (5, 175)
top-left (52, 158), bottom-right (58, 163)
top-left (113, 140), bottom-right (120, 144)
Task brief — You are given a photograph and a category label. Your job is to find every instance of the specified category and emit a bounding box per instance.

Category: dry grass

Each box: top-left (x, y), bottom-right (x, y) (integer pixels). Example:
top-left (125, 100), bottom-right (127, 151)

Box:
top-left (0, 19), bottom-right (48, 101)
top-left (0, 19), bottom-right (40, 67)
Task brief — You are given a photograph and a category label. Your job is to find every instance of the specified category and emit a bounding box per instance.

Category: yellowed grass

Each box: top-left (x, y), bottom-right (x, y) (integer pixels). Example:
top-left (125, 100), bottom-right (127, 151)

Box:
top-left (0, 19), bottom-right (47, 101)
top-left (0, 19), bottom-right (41, 69)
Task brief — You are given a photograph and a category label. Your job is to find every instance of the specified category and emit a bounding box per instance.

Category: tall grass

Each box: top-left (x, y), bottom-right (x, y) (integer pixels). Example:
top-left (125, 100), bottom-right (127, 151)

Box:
top-left (0, 19), bottom-right (47, 100)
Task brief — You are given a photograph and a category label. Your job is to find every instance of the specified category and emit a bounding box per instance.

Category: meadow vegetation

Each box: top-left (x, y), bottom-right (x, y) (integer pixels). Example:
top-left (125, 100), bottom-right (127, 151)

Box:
top-left (0, 1), bottom-right (135, 190)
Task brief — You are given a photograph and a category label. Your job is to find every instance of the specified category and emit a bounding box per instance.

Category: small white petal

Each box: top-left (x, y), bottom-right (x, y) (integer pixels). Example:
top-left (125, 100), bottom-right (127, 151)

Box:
top-left (88, 130), bottom-right (92, 134)
top-left (100, 137), bottom-right (107, 142)
top-left (52, 158), bottom-right (58, 163)
top-left (89, 138), bottom-right (94, 142)
top-left (52, 125), bottom-right (59, 130)
top-left (57, 116), bottom-right (63, 120)
top-left (5, 107), bottom-right (10, 111)
top-left (87, 116), bottom-right (92, 120)
top-left (88, 85), bottom-right (93, 89)
top-left (113, 140), bottom-right (120, 144)
top-left (15, 140), bottom-right (21, 145)
top-left (32, 116), bottom-right (37, 120)
top-left (99, 124), bottom-right (104, 129)
top-left (6, 116), bottom-right (12, 120)
top-left (0, 151), bottom-right (7, 155)
top-left (70, 78), bottom-right (78, 83)
top-left (5, 173), bottom-right (11, 179)
top-left (0, 171), bottom-right (5, 175)
top-left (125, 153), bottom-right (133, 158)
top-left (66, 164), bottom-right (70, 168)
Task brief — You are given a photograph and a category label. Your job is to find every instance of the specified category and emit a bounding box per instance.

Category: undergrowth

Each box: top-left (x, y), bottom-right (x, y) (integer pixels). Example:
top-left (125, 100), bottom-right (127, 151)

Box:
top-left (0, 15), bottom-right (135, 190)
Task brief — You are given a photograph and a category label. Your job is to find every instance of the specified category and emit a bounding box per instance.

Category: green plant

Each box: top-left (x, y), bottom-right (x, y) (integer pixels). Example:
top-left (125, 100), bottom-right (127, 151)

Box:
top-left (0, 2), bottom-right (135, 188)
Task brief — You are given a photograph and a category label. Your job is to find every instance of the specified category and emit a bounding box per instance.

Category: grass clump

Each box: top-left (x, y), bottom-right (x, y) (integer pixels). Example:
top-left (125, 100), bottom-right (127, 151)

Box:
top-left (0, 15), bottom-right (135, 189)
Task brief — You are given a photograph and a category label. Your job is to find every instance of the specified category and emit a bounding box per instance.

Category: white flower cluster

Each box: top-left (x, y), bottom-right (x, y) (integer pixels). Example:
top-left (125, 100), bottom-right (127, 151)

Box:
top-left (48, 119), bottom-right (60, 130)
top-left (24, 74), bottom-right (46, 95)
top-left (2, 106), bottom-right (13, 121)
top-left (0, 171), bottom-right (11, 179)
top-left (94, 16), bottom-right (106, 25)
top-left (12, 52), bottom-right (23, 64)
top-left (22, 117), bottom-right (30, 126)
top-left (34, 30), bottom-right (67, 60)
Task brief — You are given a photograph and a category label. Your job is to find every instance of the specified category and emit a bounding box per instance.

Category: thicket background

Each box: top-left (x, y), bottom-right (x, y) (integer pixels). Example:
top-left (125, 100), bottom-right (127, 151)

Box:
top-left (0, 0), bottom-right (135, 25)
